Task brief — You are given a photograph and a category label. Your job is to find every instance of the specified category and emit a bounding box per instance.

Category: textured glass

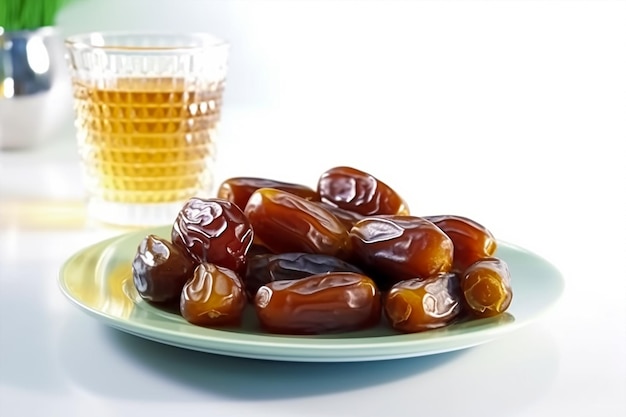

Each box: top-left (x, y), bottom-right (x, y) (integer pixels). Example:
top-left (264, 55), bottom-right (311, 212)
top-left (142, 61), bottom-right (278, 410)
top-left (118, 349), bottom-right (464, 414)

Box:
top-left (65, 33), bottom-right (228, 226)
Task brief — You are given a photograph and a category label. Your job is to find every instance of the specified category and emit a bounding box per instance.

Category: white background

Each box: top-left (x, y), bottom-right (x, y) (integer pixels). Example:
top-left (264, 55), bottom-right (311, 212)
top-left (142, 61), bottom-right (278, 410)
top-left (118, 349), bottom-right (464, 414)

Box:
top-left (2, 1), bottom-right (625, 416)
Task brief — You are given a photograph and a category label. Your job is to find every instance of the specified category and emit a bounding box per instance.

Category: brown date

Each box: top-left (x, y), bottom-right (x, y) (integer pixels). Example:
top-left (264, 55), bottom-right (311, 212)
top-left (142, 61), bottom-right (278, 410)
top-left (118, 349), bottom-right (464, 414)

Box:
top-left (460, 257), bottom-right (513, 318)
top-left (217, 177), bottom-right (319, 211)
top-left (317, 166), bottom-right (409, 216)
top-left (244, 188), bottom-right (352, 258)
top-left (180, 263), bottom-right (247, 327)
top-left (132, 234), bottom-right (196, 303)
top-left (313, 201), bottom-right (366, 230)
top-left (255, 272), bottom-right (381, 334)
top-left (384, 272), bottom-right (462, 333)
top-left (424, 215), bottom-right (497, 272)
top-left (350, 216), bottom-right (454, 286)
top-left (171, 197), bottom-right (254, 276)
top-left (245, 252), bottom-right (364, 299)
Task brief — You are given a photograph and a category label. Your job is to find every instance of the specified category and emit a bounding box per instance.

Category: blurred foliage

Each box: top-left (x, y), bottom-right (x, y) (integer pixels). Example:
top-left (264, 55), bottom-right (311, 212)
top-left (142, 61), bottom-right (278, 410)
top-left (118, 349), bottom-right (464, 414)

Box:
top-left (1, 0), bottom-right (76, 31)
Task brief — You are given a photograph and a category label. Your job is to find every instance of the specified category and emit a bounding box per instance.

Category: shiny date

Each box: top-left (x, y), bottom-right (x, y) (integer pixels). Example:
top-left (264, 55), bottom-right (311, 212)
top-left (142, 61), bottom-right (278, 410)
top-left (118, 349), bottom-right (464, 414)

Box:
top-left (244, 188), bottom-right (352, 258)
top-left (132, 234), bottom-right (196, 303)
top-left (384, 272), bottom-right (462, 333)
top-left (180, 263), bottom-right (247, 327)
top-left (171, 197), bottom-right (254, 276)
top-left (317, 166), bottom-right (409, 216)
top-left (350, 215), bottom-right (454, 286)
top-left (245, 252), bottom-right (364, 299)
top-left (424, 214), bottom-right (497, 272)
top-left (254, 272), bottom-right (381, 334)
top-left (217, 177), bottom-right (319, 211)
top-left (460, 257), bottom-right (513, 318)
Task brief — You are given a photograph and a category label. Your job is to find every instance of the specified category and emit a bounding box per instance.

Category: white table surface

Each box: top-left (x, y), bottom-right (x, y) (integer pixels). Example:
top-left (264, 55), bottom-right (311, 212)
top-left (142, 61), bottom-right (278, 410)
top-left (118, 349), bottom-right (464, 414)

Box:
top-left (2, 1), bottom-right (626, 415)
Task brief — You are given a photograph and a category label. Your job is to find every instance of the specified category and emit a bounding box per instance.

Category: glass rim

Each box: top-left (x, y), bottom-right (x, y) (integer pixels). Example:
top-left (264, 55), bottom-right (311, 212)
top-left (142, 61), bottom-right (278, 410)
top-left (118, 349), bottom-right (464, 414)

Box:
top-left (64, 31), bottom-right (229, 52)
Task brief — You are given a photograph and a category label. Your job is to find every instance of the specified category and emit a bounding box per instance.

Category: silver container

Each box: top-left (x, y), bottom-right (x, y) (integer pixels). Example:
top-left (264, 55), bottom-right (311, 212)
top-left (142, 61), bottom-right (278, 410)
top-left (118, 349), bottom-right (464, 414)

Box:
top-left (0, 27), bottom-right (73, 149)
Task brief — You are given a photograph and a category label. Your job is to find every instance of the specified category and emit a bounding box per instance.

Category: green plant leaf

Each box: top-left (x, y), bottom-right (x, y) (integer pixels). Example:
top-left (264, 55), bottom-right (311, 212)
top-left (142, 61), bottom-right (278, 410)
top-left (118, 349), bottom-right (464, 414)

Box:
top-left (1, 0), bottom-right (76, 31)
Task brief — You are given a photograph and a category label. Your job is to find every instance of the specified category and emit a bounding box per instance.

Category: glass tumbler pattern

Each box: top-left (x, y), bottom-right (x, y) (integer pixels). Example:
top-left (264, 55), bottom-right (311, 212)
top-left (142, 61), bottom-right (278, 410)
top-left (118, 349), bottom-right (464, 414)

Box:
top-left (65, 32), bottom-right (228, 226)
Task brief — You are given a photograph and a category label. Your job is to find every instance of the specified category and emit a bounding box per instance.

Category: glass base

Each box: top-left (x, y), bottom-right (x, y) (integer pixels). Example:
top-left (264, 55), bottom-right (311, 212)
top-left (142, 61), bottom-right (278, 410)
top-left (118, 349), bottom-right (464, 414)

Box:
top-left (87, 199), bottom-right (183, 228)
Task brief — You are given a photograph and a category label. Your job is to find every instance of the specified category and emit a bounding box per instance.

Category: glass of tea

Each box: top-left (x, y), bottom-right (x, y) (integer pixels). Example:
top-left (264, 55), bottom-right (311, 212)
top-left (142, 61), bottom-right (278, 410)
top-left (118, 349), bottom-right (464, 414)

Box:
top-left (64, 32), bottom-right (228, 227)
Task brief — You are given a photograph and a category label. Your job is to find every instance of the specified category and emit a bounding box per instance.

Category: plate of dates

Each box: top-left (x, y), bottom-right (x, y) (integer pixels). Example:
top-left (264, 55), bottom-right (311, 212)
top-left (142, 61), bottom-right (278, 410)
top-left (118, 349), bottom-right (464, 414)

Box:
top-left (58, 167), bottom-right (564, 362)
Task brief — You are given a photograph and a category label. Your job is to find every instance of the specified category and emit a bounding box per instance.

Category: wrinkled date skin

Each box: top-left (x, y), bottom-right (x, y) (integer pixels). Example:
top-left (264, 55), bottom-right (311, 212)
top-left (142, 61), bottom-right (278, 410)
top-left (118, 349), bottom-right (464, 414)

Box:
top-left (255, 272), bottom-right (381, 334)
top-left (132, 234), bottom-right (196, 303)
top-left (350, 216), bottom-right (454, 286)
top-left (245, 252), bottom-right (364, 299)
top-left (180, 263), bottom-right (247, 327)
top-left (313, 201), bottom-right (365, 230)
top-left (460, 257), bottom-right (513, 318)
top-left (317, 166), bottom-right (409, 216)
top-left (171, 197), bottom-right (254, 276)
top-left (244, 188), bottom-right (352, 258)
top-left (217, 177), bottom-right (320, 211)
top-left (424, 215), bottom-right (497, 272)
top-left (384, 273), bottom-right (462, 333)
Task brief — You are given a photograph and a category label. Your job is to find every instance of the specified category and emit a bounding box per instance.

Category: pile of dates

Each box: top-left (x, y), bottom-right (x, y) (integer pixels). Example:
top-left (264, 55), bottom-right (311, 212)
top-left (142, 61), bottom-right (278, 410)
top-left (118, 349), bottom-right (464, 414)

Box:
top-left (132, 166), bottom-right (513, 335)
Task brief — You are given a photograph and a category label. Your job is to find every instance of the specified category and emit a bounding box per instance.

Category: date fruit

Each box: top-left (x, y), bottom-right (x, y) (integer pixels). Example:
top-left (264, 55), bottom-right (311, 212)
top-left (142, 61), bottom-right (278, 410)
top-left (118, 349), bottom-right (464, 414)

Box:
top-left (460, 257), bottom-right (513, 318)
top-left (245, 252), bottom-right (364, 299)
top-left (350, 216), bottom-right (454, 285)
top-left (132, 234), bottom-right (196, 303)
top-left (424, 215), bottom-right (497, 271)
top-left (132, 166), bottom-right (514, 335)
top-left (313, 201), bottom-right (365, 230)
top-left (171, 197), bottom-right (254, 276)
top-left (384, 272), bottom-right (462, 333)
top-left (317, 166), bottom-right (409, 216)
top-left (244, 188), bottom-right (352, 258)
top-left (217, 177), bottom-right (319, 211)
top-left (255, 272), bottom-right (381, 334)
top-left (180, 263), bottom-right (247, 327)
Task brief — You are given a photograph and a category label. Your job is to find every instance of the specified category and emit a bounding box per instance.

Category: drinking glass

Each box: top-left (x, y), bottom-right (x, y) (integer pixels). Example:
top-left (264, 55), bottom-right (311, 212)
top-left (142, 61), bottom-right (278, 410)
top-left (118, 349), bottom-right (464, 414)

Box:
top-left (65, 32), bottom-right (229, 226)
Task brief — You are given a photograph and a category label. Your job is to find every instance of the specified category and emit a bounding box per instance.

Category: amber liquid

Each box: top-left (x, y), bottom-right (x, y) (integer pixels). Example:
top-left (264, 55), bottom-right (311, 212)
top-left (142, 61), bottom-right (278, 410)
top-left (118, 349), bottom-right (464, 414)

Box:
top-left (72, 77), bottom-right (224, 204)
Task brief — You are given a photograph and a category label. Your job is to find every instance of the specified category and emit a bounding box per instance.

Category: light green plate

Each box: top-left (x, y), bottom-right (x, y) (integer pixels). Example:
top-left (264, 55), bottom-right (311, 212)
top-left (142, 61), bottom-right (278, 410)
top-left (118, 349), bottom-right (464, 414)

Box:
top-left (58, 226), bottom-right (564, 362)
